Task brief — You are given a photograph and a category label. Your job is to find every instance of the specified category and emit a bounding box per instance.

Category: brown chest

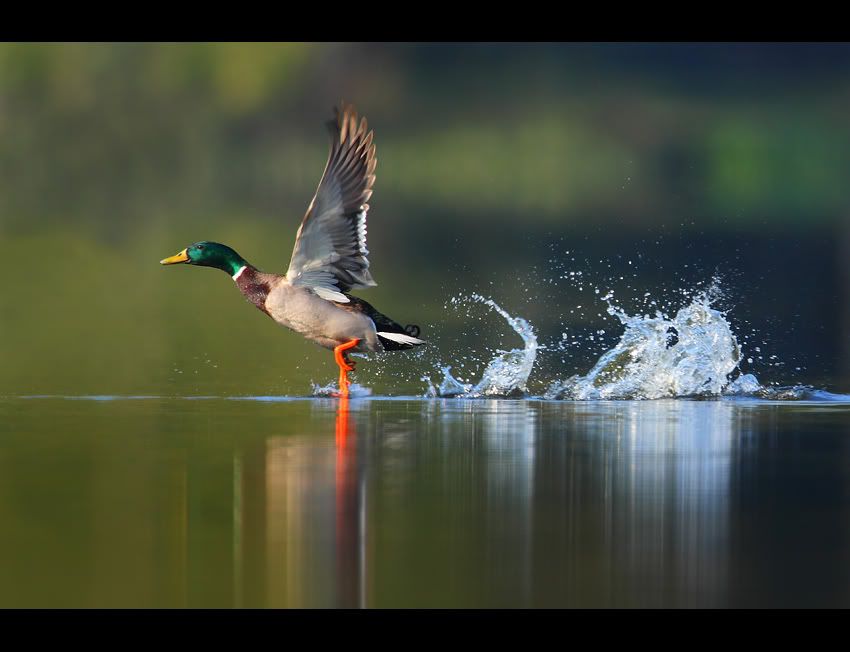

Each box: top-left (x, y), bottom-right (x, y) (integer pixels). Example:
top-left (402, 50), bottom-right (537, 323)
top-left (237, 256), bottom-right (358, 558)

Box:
top-left (233, 267), bottom-right (272, 316)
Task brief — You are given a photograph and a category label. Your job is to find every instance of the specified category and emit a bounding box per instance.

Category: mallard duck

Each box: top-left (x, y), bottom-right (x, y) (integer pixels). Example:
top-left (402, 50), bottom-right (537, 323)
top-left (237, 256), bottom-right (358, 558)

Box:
top-left (160, 103), bottom-right (424, 397)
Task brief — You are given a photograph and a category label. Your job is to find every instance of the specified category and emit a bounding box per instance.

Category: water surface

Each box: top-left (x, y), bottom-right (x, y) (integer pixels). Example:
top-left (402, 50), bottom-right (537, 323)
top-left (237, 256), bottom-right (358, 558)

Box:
top-left (2, 395), bottom-right (849, 608)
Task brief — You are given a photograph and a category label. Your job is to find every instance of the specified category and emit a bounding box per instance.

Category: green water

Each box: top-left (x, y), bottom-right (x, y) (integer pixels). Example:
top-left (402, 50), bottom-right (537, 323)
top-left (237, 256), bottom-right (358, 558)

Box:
top-left (2, 396), bottom-right (849, 608)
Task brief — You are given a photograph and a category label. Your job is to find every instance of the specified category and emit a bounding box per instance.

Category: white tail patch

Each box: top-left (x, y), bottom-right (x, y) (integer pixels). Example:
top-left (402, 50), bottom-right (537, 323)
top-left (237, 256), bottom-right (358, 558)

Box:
top-left (377, 331), bottom-right (425, 345)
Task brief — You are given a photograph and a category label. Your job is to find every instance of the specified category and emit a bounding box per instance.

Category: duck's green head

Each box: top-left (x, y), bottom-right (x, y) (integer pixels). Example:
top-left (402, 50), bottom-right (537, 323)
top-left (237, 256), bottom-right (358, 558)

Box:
top-left (160, 241), bottom-right (248, 276)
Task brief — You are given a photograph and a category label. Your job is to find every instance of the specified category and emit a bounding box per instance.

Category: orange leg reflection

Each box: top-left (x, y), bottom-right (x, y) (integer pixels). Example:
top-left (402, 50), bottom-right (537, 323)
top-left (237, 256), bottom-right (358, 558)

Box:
top-left (335, 396), bottom-right (352, 448)
top-left (334, 396), bottom-right (361, 606)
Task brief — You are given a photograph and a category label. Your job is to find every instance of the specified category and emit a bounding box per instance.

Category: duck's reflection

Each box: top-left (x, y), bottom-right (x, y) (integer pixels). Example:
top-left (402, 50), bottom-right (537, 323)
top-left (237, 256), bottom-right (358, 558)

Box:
top-left (241, 399), bottom-right (748, 607)
top-left (333, 397), bottom-right (366, 608)
top-left (260, 397), bottom-right (367, 608)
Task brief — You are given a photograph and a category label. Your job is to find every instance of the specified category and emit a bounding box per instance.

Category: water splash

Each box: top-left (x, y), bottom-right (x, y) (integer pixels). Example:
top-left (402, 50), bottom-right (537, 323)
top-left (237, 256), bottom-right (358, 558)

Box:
top-left (545, 284), bottom-right (745, 400)
top-left (427, 294), bottom-right (538, 398)
top-left (311, 381), bottom-right (372, 398)
top-left (724, 377), bottom-right (850, 401)
top-left (313, 277), bottom-right (840, 402)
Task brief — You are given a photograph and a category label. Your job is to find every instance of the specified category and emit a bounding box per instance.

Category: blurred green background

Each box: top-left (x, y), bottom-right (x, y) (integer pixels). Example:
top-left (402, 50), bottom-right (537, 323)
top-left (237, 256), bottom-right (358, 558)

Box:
top-left (1, 42), bottom-right (849, 395)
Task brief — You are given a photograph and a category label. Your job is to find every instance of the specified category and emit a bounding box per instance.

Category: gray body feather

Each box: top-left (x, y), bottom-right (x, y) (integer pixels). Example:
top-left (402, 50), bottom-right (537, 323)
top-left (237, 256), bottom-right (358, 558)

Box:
top-left (264, 278), bottom-right (381, 352)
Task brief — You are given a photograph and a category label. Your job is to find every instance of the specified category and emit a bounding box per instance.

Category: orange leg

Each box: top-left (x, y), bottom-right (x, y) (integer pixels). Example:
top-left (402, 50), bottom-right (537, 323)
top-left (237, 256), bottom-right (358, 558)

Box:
top-left (333, 339), bottom-right (360, 398)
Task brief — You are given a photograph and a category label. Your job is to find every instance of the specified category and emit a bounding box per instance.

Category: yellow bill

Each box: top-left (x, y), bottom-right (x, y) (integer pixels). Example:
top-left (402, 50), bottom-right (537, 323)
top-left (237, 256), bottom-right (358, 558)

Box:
top-left (160, 249), bottom-right (189, 265)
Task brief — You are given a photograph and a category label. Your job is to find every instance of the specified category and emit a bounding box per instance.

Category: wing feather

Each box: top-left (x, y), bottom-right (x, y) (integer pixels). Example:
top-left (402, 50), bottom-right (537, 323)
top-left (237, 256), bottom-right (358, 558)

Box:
top-left (286, 103), bottom-right (378, 301)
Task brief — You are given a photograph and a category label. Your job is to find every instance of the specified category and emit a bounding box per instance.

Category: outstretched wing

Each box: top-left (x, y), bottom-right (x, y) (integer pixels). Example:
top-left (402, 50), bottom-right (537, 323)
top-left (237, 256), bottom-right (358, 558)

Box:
top-left (285, 103), bottom-right (377, 303)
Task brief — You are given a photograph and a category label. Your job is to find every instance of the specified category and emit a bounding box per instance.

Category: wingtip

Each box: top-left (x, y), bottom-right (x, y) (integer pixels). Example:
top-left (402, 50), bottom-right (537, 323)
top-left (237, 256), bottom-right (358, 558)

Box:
top-left (332, 102), bottom-right (368, 145)
top-left (337, 100), bottom-right (356, 119)
top-left (327, 101), bottom-right (349, 138)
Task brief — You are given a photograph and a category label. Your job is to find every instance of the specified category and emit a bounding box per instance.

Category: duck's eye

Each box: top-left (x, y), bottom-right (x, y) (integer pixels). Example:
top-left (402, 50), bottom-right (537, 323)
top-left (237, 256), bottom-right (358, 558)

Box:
top-left (197, 245), bottom-right (204, 250)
